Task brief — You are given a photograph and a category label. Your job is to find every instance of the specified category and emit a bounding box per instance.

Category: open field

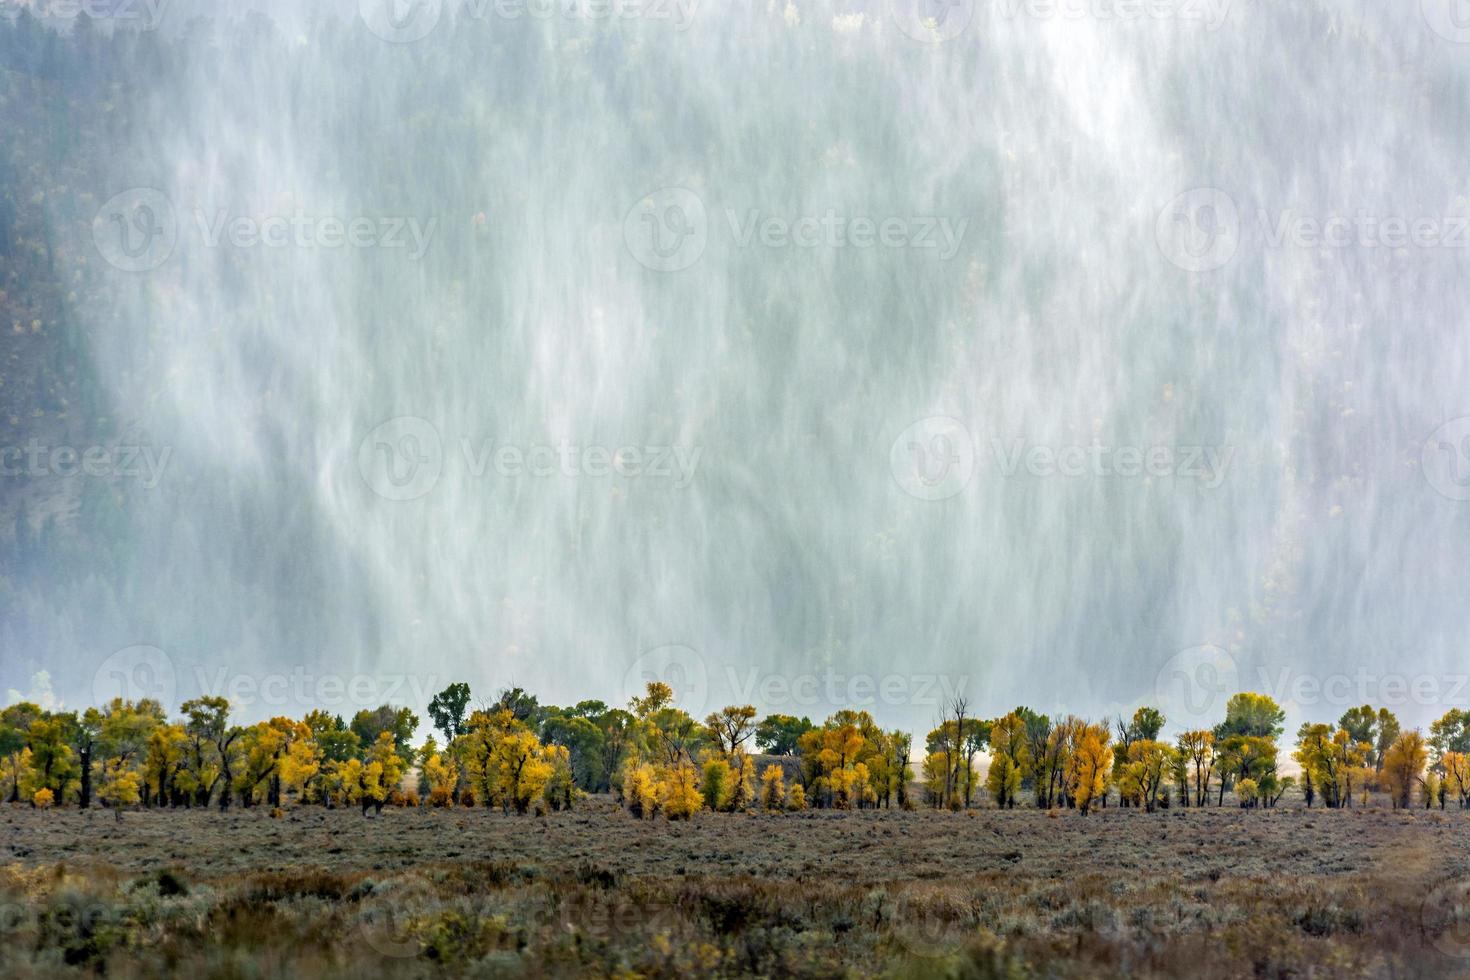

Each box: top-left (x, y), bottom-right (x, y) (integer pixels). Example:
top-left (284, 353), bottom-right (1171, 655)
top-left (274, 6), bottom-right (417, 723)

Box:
top-left (4, 799), bottom-right (1469, 978)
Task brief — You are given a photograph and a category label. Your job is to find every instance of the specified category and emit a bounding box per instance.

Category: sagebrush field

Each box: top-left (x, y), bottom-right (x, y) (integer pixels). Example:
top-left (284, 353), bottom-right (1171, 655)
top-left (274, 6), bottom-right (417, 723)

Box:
top-left (4, 797), bottom-right (1468, 979)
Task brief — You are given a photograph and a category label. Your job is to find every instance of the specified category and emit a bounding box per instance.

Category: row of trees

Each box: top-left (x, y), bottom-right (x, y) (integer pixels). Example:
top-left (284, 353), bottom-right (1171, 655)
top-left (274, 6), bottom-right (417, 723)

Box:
top-left (919, 693), bottom-right (1454, 814)
top-left (0, 690), bottom-right (573, 817)
top-left (2, 683), bottom-right (1460, 818)
top-left (613, 682), bottom-right (913, 819)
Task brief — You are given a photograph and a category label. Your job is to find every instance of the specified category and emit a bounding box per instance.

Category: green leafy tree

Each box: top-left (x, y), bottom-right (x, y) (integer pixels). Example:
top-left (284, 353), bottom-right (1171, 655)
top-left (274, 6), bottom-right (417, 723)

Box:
top-left (349, 705), bottom-right (419, 760)
top-left (755, 714), bottom-right (813, 756)
top-left (428, 682), bottom-right (472, 741)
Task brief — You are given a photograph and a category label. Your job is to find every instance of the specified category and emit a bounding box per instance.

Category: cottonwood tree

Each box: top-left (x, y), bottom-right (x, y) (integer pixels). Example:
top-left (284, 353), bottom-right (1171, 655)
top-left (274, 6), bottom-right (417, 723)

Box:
top-left (1212, 693), bottom-right (1284, 805)
top-left (755, 714), bottom-right (813, 756)
top-left (1065, 721), bottom-right (1113, 815)
top-left (1122, 740), bottom-right (1174, 812)
top-left (1374, 709), bottom-right (1401, 779)
top-left (1441, 751), bottom-right (1470, 808)
top-left (987, 712), bottom-right (1029, 809)
top-left (428, 682), bottom-right (472, 741)
top-left (0, 703), bottom-right (41, 803)
top-left (1178, 730), bottom-right (1215, 807)
top-left (1381, 730), bottom-right (1428, 810)
top-left (704, 704), bottom-right (758, 759)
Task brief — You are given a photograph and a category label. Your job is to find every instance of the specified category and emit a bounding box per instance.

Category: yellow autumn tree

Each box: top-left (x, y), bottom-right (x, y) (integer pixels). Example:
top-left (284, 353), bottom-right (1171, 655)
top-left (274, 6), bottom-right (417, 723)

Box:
top-left (1441, 751), bottom-right (1469, 808)
top-left (786, 781), bottom-right (806, 811)
top-left (97, 758), bottom-right (142, 820)
top-left (658, 761), bottom-right (704, 820)
top-left (494, 728), bottom-right (549, 814)
top-left (730, 752), bottom-right (757, 811)
top-left (144, 724), bottom-right (187, 807)
top-left (1382, 730), bottom-right (1428, 810)
top-left (760, 763), bottom-right (786, 810)
top-left (1235, 778), bottom-right (1259, 808)
top-left (422, 750), bottom-right (458, 807)
top-left (1123, 740), bottom-right (1175, 812)
top-left (830, 761), bottom-right (876, 810)
top-left (986, 713), bottom-right (1028, 808)
top-left (1065, 722), bottom-right (1113, 815)
top-left (278, 735), bottom-right (321, 805)
top-left (623, 761), bottom-right (659, 818)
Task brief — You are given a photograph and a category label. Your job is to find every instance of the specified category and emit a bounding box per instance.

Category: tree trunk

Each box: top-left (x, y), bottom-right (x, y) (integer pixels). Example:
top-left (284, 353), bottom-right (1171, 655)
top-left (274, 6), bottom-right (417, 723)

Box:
top-left (78, 746), bottom-right (93, 808)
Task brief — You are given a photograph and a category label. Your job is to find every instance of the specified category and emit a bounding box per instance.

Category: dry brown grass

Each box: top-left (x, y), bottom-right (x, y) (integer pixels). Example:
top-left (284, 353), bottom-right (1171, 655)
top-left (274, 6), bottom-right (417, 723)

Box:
top-left (0, 799), bottom-right (1465, 977)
